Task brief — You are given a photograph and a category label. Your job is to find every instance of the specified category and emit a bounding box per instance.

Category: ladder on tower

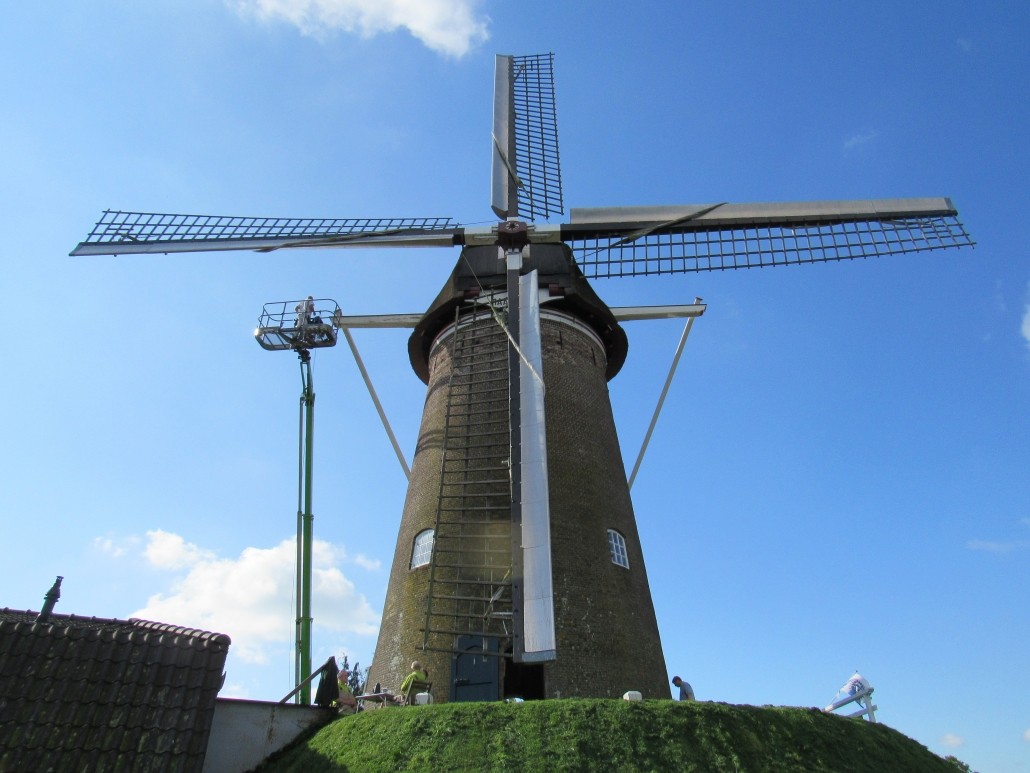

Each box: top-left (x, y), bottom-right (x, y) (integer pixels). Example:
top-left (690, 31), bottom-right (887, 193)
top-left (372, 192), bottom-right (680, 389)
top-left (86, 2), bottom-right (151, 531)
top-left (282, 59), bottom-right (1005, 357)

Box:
top-left (422, 302), bottom-right (514, 655)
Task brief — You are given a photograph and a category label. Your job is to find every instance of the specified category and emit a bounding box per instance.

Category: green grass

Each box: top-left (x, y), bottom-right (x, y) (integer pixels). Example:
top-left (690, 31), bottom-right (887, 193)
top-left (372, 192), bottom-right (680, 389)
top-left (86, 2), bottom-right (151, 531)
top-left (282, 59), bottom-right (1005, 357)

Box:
top-left (256, 699), bottom-right (960, 772)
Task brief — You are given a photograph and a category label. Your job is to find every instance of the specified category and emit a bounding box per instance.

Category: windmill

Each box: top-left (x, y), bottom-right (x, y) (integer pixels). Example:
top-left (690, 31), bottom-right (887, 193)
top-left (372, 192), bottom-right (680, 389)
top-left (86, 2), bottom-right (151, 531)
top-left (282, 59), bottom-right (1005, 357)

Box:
top-left (71, 53), bottom-right (973, 703)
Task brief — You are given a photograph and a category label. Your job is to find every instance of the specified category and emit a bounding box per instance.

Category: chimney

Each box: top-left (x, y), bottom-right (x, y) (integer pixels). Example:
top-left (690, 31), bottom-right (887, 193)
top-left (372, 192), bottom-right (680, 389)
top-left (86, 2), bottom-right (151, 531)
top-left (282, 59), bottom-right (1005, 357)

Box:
top-left (36, 576), bottom-right (63, 623)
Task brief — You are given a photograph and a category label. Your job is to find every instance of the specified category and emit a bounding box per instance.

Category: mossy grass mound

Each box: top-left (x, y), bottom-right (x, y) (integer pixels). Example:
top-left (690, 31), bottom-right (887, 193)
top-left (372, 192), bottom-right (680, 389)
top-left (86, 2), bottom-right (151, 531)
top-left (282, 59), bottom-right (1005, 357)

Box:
top-left (259, 698), bottom-right (956, 772)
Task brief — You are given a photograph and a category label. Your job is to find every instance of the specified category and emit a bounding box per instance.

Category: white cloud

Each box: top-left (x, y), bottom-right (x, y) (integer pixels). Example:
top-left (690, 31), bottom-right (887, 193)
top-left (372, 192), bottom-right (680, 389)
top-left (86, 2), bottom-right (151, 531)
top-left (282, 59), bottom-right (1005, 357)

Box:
top-left (133, 532), bottom-right (379, 664)
top-left (93, 535), bottom-right (140, 558)
top-left (968, 519), bottom-right (1030, 553)
top-left (1023, 727), bottom-right (1030, 742)
top-left (352, 553), bottom-right (382, 571)
top-left (144, 529), bottom-right (216, 569)
top-left (843, 129), bottom-right (879, 152)
top-left (941, 733), bottom-right (965, 748)
top-left (966, 538), bottom-right (1030, 553)
top-left (233, 0), bottom-right (490, 58)
top-left (1021, 299), bottom-right (1030, 351)
top-left (220, 681), bottom-right (251, 699)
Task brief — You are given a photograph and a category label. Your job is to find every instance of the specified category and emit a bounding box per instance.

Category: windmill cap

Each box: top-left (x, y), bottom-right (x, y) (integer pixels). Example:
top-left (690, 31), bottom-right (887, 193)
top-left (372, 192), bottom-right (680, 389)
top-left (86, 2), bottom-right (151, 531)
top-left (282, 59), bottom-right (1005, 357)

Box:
top-left (409, 244), bottom-right (627, 384)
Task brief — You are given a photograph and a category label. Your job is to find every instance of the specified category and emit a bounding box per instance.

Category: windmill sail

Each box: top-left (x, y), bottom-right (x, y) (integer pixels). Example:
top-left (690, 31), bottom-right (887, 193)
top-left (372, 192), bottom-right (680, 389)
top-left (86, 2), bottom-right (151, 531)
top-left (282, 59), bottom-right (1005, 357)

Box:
top-left (72, 197), bottom-right (973, 271)
top-left (491, 53), bottom-right (564, 221)
top-left (562, 199), bottom-right (973, 277)
top-left (517, 272), bottom-right (556, 663)
top-left (70, 211), bottom-right (461, 256)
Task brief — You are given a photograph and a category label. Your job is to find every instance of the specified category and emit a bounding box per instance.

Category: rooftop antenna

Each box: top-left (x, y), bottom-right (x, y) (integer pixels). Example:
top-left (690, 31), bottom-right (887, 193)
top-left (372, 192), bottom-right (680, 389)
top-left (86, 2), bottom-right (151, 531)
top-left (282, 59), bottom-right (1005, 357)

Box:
top-left (255, 297), bottom-right (340, 705)
top-left (74, 52), bottom-right (975, 701)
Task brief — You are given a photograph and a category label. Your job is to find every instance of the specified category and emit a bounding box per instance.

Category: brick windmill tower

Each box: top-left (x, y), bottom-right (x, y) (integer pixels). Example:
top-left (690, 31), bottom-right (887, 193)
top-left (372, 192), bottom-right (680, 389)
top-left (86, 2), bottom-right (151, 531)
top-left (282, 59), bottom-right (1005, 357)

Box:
top-left (72, 53), bottom-right (973, 703)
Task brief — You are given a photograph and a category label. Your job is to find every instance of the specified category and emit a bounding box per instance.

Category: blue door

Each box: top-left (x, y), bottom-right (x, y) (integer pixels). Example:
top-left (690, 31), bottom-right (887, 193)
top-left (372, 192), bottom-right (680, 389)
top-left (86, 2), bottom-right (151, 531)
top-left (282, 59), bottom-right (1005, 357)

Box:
top-left (450, 635), bottom-right (500, 702)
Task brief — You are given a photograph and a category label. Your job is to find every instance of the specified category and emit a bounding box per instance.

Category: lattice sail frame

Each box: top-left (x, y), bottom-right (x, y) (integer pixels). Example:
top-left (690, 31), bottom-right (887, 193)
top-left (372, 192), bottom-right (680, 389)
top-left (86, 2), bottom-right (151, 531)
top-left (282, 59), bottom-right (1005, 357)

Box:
top-left (492, 53), bottom-right (564, 222)
top-left (571, 214), bottom-right (973, 278)
top-left (74, 211), bottom-right (457, 253)
top-left (510, 53), bottom-right (563, 221)
top-left (73, 203), bottom-right (974, 275)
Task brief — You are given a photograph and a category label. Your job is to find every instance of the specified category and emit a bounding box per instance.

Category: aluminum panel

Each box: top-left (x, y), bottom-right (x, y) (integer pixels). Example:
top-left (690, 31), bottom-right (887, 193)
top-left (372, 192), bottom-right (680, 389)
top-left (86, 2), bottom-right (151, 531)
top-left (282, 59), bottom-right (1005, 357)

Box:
top-left (519, 270), bottom-right (555, 660)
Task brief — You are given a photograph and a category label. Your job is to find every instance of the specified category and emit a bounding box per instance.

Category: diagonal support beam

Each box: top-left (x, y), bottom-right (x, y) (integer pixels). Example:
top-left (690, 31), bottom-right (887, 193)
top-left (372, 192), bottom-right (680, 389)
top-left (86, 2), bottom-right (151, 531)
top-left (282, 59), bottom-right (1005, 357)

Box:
top-left (628, 297), bottom-right (704, 489)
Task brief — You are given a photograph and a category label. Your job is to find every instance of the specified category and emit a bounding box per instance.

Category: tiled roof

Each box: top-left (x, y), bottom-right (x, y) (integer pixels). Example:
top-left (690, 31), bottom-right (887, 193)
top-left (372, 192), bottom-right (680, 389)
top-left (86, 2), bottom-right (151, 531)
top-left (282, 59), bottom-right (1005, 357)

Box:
top-left (0, 608), bottom-right (230, 772)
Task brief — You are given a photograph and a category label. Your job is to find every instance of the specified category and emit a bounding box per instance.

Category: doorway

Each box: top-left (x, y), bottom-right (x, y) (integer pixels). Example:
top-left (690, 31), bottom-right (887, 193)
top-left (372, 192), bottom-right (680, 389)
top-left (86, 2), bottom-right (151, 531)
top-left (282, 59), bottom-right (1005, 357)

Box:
top-left (503, 657), bottom-right (546, 700)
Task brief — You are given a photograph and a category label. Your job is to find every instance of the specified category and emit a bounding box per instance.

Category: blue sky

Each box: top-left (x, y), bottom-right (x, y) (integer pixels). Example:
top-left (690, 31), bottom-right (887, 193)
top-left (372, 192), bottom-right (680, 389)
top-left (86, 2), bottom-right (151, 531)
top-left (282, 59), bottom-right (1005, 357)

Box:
top-left (2, 2), bottom-right (1027, 770)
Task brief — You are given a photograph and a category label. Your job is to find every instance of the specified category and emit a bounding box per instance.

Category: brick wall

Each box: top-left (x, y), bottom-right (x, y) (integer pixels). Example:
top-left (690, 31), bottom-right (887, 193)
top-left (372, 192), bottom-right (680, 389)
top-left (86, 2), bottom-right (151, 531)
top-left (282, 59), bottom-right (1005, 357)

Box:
top-left (367, 308), bottom-right (669, 702)
top-left (539, 314), bottom-right (669, 699)
top-left (366, 333), bottom-right (454, 700)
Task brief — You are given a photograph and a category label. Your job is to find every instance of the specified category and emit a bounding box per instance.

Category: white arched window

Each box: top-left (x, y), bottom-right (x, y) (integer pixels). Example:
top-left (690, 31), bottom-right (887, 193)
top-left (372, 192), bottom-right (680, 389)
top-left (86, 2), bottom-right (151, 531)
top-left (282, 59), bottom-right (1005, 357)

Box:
top-left (607, 529), bottom-right (629, 569)
top-left (411, 529), bottom-right (435, 569)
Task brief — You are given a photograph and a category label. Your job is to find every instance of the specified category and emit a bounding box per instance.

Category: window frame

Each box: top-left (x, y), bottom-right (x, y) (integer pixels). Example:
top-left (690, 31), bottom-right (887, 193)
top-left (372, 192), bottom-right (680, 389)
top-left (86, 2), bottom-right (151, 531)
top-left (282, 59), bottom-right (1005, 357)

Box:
top-left (410, 528), bottom-right (435, 569)
top-left (607, 528), bottom-right (630, 569)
